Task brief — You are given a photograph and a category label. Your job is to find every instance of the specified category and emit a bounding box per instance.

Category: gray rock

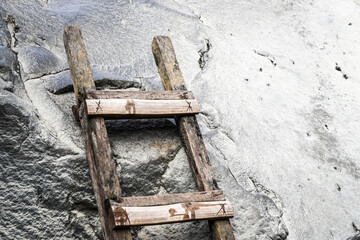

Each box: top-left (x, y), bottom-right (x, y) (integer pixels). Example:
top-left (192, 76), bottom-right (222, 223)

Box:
top-left (17, 46), bottom-right (67, 81)
top-left (0, 1), bottom-right (288, 239)
top-left (2, 0), bottom-right (359, 240)
top-left (107, 118), bottom-right (212, 239)
top-left (348, 234), bottom-right (360, 240)
top-left (0, 90), bottom-right (101, 239)
top-left (0, 43), bottom-right (17, 92)
top-left (0, 9), bottom-right (28, 99)
top-left (0, 78), bottom-right (12, 91)
top-left (0, 10), bottom-right (12, 48)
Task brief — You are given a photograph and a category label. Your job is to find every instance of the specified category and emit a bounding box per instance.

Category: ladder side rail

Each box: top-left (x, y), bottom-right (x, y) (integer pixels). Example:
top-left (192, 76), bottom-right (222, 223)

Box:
top-left (152, 36), bottom-right (235, 240)
top-left (63, 26), bottom-right (132, 240)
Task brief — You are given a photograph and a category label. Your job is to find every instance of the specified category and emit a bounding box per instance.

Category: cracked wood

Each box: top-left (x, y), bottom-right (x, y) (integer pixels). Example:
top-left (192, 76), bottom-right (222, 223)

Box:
top-left (86, 99), bottom-right (200, 118)
top-left (152, 35), bottom-right (235, 240)
top-left (63, 26), bottom-right (132, 240)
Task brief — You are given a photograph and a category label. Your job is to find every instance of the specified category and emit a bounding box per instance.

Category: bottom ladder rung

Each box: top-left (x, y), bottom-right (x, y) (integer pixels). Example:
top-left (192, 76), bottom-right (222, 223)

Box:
top-left (106, 190), bottom-right (234, 228)
top-left (110, 201), bottom-right (233, 228)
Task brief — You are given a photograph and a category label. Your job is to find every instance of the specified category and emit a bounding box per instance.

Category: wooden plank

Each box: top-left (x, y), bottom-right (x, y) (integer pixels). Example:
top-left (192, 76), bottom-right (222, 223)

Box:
top-left (86, 99), bottom-right (200, 118)
top-left (152, 36), bottom-right (186, 91)
top-left (177, 117), bottom-right (218, 191)
top-left (210, 220), bottom-right (237, 240)
top-left (63, 26), bottom-right (132, 240)
top-left (152, 35), bottom-right (235, 240)
top-left (85, 90), bottom-right (195, 100)
top-left (109, 190), bottom-right (225, 207)
top-left (63, 26), bottom-right (95, 104)
top-left (110, 201), bottom-right (234, 228)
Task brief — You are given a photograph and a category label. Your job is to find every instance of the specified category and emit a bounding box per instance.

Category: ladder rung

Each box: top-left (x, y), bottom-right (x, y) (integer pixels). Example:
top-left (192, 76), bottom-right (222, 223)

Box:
top-left (85, 90), bottom-right (195, 100)
top-left (107, 194), bottom-right (233, 228)
top-left (108, 190), bottom-right (225, 207)
top-left (86, 99), bottom-right (200, 118)
top-left (106, 191), bottom-right (233, 228)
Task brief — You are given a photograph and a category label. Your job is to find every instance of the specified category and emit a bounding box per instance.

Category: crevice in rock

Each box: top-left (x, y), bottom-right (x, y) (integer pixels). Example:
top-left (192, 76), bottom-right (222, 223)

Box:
top-left (198, 39), bottom-right (211, 70)
top-left (199, 112), bottom-right (218, 129)
top-left (25, 68), bottom-right (70, 83)
top-left (200, 109), bottom-right (240, 187)
top-left (94, 78), bottom-right (144, 91)
top-left (53, 78), bottom-right (144, 95)
top-left (254, 50), bottom-right (277, 67)
top-left (353, 222), bottom-right (360, 233)
top-left (227, 166), bottom-right (241, 188)
top-left (248, 176), bottom-right (284, 212)
top-left (207, 138), bottom-right (241, 188)
top-left (3, 13), bottom-right (19, 48)
top-left (335, 62), bottom-right (349, 79)
top-left (1, 11), bottom-right (30, 100)
top-left (348, 233), bottom-right (360, 240)
top-left (159, 145), bottom-right (184, 189)
top-left (162, 148), bottom-right (182, 167)
top-left (219, 128), bottom-right (235, 144)
top-left (199, 109), bottom-right (236, 144)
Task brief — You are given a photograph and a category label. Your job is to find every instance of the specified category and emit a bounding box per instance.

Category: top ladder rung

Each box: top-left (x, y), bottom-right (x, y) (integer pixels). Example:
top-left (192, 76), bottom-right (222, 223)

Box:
top-left (86, 98), bottom-right (199, 118)
top-left (84, 90), bottom-right (200, 119)
top-left (85, 90), bottom-right (195, 100)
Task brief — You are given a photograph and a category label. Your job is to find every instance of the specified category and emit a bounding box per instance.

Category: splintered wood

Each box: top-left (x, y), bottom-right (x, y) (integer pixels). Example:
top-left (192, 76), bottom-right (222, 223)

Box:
top-left (86, 99), bottom-right (199, 118)
top-left (110, 201), bottom-right (233, 228)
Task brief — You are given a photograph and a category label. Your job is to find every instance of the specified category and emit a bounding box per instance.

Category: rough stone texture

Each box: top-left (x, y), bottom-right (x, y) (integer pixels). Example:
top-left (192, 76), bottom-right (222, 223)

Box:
top-left (17, 45), bottom-right (67, 81)
top-left (0, 0), bottom-right (359, 240)
top-left (0, 84), bottom-right (101, 239)
top-left (348, 234), bottom-right (360, 240)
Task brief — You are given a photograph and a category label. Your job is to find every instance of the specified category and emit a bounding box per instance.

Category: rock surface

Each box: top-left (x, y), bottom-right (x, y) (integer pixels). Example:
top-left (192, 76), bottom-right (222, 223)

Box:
top-left (0, 0), bottom-right (359, 239)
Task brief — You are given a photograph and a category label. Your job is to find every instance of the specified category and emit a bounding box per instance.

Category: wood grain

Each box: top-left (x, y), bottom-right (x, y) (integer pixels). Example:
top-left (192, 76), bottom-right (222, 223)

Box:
top-left (152, 36), bottom-right (186, 91)
top-left (85, 90), bottom-right (195, 100)
top-left (152, 35), bottom-right (235, 240)
top-left (86, 99), bottom-right (200, 118)
top-left (110, 201), bottom-right (233, 228)
top-left (63, 26), bottom-right (132, 240)
top-left (109, 190), bottom-right (225, 207)
top-left (63, 26), bottom-right (95, 104)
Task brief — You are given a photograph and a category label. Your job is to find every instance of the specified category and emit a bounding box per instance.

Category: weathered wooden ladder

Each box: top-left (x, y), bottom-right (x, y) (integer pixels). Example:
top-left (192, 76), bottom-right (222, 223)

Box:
top-left (63, 26), bottom-right (235, 240)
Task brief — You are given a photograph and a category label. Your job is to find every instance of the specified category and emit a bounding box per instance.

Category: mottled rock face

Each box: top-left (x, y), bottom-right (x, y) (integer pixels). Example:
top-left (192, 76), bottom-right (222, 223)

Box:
top-left (1, 1), bottom-right (360, 240)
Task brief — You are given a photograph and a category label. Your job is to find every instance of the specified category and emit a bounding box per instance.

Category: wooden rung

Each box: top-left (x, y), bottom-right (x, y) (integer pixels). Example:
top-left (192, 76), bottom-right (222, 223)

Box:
top-left (85, 90), bottom-right (195, 100)
top-left (106, 190), bottom-right (232, 229)
top-left (86, 99), bottom-right (200, 118)
top-left (108, 201), bottom-right (233, 228)
top-left (108, 190), bottom-right (225, 207)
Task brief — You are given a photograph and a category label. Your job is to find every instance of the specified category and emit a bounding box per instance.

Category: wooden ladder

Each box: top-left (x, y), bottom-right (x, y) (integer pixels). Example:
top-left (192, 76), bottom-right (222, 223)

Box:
top-left (63, 26), bottom-right (235, 240)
